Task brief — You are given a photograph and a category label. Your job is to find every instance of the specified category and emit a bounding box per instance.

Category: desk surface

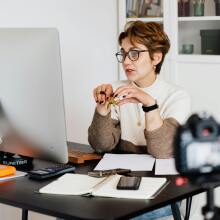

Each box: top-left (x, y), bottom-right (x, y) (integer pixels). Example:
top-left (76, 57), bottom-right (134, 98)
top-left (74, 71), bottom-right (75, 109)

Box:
top-left (0, 143), bottom-right (204, 220)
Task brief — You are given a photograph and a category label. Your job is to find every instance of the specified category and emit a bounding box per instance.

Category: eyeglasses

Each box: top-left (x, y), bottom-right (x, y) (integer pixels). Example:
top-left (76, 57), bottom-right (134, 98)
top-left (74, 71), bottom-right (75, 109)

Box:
top-left (115, 49), bottom-right (148, 63)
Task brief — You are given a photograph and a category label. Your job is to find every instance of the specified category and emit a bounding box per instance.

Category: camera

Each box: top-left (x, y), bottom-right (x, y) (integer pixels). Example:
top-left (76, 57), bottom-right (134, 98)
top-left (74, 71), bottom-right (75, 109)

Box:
top-left (175, 113), bottom-right (220, 220)
top-left (174, 112), bottom-right (220, 176)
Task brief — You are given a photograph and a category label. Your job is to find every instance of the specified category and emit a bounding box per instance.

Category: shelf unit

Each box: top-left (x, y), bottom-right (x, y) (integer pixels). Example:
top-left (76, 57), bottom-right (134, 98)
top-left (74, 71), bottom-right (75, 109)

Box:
top-left (126, 17), bottom-right (163, 22)
top-left (178, 16), bottom-right (220, 21)
top-left (117, 0), bottom-right (220, 83)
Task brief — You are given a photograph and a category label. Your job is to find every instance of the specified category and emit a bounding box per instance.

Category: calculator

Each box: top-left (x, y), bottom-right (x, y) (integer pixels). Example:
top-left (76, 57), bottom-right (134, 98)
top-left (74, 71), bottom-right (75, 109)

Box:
top-left (28, 164), bottom-right (75, 180)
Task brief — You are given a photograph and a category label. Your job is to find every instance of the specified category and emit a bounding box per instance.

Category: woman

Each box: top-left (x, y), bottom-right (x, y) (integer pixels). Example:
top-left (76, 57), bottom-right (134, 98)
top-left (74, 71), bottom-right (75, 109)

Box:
top-left (88, 21), bottom-right (191, 219)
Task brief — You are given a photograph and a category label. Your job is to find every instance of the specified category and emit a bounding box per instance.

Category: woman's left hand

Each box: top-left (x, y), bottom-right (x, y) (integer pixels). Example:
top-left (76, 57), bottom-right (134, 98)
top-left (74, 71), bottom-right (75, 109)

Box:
top-left (114, 84), bottom-right (156, 106)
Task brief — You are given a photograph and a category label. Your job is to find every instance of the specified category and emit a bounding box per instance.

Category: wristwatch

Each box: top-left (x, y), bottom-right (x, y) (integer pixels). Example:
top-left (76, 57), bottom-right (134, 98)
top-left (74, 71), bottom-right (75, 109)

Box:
top-left (142, 101), bottom-right (158, 112)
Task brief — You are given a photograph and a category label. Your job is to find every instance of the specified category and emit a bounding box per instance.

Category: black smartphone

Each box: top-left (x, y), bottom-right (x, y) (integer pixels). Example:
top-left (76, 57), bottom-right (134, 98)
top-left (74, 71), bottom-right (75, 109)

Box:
top-left (117, 176), bottom-right (141, 190)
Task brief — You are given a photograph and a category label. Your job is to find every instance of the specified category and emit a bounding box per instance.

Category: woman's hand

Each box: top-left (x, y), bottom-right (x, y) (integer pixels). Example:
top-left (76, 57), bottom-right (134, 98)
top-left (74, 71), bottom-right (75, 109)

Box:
top-left (114, 84), bottom-right (156, 106)
top-left (93, 84), bottom-right (113, 116)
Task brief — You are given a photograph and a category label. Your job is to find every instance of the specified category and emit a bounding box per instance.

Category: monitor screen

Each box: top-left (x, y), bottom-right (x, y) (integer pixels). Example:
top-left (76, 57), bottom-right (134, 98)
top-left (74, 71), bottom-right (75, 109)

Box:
top-left (0, 28), bottom-right (68, 163)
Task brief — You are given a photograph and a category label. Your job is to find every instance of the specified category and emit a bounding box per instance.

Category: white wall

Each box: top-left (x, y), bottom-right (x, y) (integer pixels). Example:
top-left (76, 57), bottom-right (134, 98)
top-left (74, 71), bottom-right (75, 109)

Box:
top-left (0, 0), bottom-right (118, 144)
top-left (177, 62), bottom-right (220, 121)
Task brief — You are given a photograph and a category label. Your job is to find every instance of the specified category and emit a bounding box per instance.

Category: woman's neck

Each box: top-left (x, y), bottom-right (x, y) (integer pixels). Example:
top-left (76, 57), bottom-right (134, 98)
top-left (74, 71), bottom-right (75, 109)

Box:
top-left (134, 72), bottom-right (157, 88)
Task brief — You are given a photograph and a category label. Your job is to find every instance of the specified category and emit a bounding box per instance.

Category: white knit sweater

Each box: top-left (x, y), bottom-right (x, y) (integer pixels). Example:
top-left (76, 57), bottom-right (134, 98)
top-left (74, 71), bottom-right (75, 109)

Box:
top-left (110, 77), bottom-right (191, 146)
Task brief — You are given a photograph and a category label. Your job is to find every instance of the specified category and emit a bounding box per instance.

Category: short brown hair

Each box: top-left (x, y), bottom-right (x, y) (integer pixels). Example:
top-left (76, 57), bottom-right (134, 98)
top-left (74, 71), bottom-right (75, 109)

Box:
top-left (118, 21), bottom-right (170, 74)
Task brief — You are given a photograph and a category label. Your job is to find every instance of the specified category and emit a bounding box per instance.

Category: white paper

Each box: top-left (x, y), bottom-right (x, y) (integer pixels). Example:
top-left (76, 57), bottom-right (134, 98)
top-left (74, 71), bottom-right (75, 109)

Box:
top-left (94, 153), bottom-right (155, 171)
top-left (0, 170), bottom-right (27, 181)
top-left (155, 158), bottom-right (179, 175)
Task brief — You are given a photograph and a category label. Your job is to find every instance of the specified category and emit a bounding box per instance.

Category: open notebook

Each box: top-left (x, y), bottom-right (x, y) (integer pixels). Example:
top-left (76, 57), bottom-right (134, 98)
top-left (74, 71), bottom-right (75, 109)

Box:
top-left (39, 174), bottom-right (168, 199)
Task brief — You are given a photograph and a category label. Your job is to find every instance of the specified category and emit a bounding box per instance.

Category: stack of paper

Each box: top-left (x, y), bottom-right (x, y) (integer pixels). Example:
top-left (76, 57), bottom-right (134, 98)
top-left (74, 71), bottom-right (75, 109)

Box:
top-left (94, 153), bottom-right (155, 171)
top-left (155, 158), bottom-right (179, 175)
top-left (94, 153), bottom-right (179, 175)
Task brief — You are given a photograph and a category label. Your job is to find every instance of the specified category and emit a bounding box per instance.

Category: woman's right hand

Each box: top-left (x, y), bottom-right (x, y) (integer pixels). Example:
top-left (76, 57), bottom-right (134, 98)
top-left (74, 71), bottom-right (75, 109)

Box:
top-left (93, 84), bottom-right (113, 116)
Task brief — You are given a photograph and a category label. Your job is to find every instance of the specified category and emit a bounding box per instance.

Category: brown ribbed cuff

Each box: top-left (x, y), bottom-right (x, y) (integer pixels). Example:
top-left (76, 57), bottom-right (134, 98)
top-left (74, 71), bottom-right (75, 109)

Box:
top-left (88, 108), bottom-right (121, 153)
top-left (144, 118), bottom-right (179, 158)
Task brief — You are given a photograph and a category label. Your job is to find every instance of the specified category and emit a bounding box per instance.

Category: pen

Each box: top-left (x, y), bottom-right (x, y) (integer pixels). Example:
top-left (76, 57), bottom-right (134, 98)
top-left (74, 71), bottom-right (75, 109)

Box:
top-left (88, 168), bottom-right (131, 178)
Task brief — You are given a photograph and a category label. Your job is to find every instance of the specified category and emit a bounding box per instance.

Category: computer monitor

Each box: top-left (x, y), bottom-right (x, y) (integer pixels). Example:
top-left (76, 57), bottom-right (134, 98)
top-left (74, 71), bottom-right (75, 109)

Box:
top-left (0, 28), bottom-right (68, 163)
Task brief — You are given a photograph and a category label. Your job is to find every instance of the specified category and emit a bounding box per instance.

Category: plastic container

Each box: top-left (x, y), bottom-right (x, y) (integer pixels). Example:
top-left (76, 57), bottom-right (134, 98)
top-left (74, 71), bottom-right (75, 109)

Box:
top-left (182, 44), bottom-right (194, 54)
top-left (215, 0), bottom-right (220, 15)
top-left (200, 29), bottom-right (220, 55)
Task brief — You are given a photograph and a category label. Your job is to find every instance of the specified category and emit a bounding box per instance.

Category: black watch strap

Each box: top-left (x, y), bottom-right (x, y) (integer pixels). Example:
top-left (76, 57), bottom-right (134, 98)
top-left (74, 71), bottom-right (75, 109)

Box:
top-left (142, 102), bottom-right (158, 112)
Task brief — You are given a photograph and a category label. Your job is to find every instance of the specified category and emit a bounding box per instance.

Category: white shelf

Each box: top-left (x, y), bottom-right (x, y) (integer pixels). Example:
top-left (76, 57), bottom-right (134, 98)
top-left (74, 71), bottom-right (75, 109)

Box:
top-left (127, 17), bottom-right (163, 23)
top-left (178, 16), bottom-right (220, 22)
top-left (118, 0), bottom-right (220, 83)
top-left (177, 55), bottom-right (220, 64)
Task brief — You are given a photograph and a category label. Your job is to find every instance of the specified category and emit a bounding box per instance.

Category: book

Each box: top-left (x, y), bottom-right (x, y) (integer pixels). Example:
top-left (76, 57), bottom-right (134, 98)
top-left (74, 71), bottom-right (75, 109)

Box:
top-left (39, 173), bottom-right (168, 199)
top-left (68, 148), bottom-right (102, 164)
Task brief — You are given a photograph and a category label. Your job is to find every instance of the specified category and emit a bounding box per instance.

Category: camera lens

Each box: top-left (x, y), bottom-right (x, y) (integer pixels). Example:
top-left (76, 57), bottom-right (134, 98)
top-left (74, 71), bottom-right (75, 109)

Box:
top-left (202, 127), bottom-right (213, 137)
top-left (197, 121), bottom-right (218, 141)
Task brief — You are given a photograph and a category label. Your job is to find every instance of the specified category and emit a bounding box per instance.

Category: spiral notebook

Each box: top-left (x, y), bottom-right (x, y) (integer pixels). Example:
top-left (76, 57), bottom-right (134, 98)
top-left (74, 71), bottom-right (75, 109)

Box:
top-left (39, 173), bottom-right (168, 199)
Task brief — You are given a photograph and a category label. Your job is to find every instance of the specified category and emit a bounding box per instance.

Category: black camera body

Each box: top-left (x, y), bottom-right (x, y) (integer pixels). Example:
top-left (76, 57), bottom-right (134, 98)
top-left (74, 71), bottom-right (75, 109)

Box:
top-left (174, 113), bottom-right (220, 176)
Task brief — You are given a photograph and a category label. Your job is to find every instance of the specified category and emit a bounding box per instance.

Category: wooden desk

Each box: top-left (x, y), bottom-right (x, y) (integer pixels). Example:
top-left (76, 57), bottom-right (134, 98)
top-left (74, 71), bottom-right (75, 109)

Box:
top-left (0, 143), bottom-right (205, 220)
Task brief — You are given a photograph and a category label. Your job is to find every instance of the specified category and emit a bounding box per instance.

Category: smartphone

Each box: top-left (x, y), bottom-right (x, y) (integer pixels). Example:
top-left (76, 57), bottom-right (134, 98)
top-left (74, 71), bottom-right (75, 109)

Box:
top-left (117, 176), bottom-right (141, 190)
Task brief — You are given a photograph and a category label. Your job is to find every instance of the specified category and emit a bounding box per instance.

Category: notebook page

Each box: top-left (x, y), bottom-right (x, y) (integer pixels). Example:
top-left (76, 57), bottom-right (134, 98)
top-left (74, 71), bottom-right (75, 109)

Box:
top-left (39, 173), bottom-right (106, 195)
top-left (92, 174), bottom-right (167, 199)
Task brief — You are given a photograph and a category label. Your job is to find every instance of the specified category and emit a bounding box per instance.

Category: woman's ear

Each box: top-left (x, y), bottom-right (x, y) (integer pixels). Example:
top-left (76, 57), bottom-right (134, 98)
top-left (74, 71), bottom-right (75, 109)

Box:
top-left (152, 52), bottom-right (162, 65)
